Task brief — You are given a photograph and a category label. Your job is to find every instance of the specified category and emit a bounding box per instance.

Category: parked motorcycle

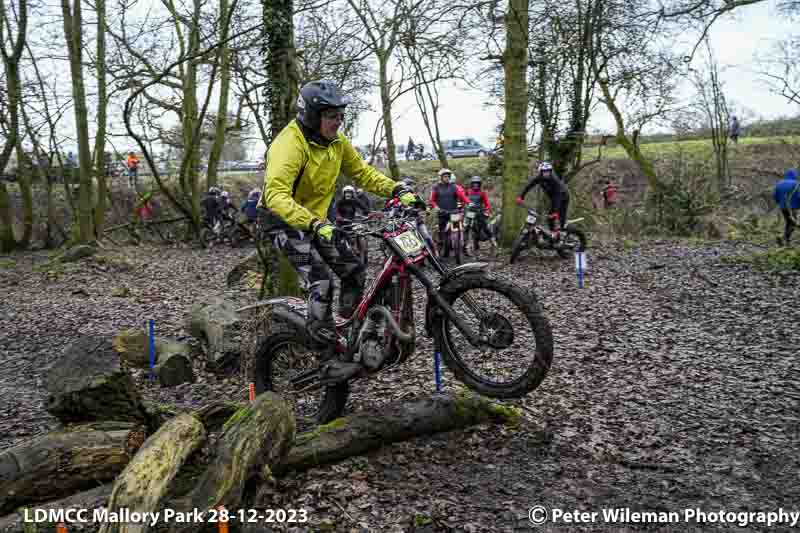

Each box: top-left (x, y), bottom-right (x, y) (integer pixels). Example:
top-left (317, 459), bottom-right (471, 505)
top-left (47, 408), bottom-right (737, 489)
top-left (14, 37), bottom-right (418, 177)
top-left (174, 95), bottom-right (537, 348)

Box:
top-left (244, 201), bottom-right (554, 429)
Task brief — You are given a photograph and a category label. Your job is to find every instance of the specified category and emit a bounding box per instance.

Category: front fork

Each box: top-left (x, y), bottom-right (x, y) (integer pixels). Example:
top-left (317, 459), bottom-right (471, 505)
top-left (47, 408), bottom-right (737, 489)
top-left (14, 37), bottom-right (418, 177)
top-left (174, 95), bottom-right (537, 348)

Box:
top-left (406, 263), bottom-right (484, 347)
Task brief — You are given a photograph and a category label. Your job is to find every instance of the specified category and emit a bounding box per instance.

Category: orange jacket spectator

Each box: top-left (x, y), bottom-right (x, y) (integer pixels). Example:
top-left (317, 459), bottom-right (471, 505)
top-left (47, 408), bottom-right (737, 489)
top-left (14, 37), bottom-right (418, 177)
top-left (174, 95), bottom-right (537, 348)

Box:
top-left (126, 152), bottom-right (139, 170)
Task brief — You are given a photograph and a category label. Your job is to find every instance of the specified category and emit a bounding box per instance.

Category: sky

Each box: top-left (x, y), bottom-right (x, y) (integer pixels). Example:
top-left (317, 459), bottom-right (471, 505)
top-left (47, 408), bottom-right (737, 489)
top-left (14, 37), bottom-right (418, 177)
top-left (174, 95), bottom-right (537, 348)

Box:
top-left (343, 0), bottom-right (799, 152)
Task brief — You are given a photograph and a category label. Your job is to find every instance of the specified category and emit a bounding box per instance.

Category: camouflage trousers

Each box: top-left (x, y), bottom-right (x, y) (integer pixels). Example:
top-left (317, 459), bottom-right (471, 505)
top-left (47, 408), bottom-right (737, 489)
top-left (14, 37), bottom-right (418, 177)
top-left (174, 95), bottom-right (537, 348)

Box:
top-left (264, 226), bottom-right (366, 324)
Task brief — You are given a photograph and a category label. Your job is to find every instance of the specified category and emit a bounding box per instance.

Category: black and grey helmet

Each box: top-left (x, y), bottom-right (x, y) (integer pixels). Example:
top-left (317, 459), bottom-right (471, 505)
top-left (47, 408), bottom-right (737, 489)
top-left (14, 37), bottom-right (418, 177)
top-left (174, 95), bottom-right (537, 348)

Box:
top-left (296, 80), bottom-right (352, 131)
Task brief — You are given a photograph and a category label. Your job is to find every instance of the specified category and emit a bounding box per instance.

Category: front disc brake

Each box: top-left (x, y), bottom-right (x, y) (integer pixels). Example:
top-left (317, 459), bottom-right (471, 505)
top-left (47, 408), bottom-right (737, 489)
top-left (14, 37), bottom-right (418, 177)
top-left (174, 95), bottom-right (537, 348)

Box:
top-left (480, 312), bottom-right (514, 349)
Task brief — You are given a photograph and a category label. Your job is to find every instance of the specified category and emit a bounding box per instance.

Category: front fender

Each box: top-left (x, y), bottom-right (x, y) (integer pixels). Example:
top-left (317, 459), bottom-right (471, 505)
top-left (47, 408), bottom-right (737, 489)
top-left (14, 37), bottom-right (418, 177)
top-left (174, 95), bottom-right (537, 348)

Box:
top-left (424, 262), bottom-right (488, 338)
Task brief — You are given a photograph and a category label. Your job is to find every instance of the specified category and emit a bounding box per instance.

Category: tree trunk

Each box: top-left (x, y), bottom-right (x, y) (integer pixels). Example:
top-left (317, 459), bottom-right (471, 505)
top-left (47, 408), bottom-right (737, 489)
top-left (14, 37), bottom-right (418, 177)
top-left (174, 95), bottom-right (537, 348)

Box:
top-left (499, 0), bottom-right (529, 248)
top-left (93, 0), bottom-right (108, 236)
top-left (98, 415), bottom-right (206, 533)
top-left (0, 182), bottom-right (13, 253)
top-left (262, 0), bottom-right (301, 297)
top-left (62, 0), bottom-right (95, 243)
top-left (378, 56), bottom-right (400, 180)
top-left (0, 0), bottom-right (29, 251)
top-left (184, 0), bottom-right (202, 231)
top-left (168, 393), bottom-right (294, 532)
top-left (272, 393), bottom-right (519, 476)
top-left (205, 0), bottom-right (231, 189)
top-left (0, 421), bottom-right (145, 515)
top-left (596, 77), bottom-right (658, 188)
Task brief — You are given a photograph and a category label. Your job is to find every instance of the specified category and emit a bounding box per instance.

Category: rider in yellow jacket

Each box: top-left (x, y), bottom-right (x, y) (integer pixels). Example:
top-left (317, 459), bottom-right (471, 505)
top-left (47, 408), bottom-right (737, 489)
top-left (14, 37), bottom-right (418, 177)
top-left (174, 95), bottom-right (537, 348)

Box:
top-left (257, 80), bottom-right (416, 376)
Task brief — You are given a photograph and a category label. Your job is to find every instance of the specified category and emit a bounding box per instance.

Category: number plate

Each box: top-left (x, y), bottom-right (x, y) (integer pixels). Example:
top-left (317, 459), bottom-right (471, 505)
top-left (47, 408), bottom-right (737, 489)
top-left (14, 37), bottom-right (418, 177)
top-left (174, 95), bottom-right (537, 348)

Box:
top-left (450, 212), bottom-right (463, 222)
top-left (392, 229), bottom-right (425, 255)
top-left (526, 214), bottom-right (537, 224)
top-left (466, 211), bottom-right (477, 219)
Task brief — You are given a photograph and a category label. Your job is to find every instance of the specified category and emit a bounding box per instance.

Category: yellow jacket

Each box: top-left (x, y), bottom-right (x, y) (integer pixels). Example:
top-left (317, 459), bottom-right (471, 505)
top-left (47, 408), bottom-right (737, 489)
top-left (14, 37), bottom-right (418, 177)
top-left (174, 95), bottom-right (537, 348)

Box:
top-left (259, 120), bottom-right (397, 230)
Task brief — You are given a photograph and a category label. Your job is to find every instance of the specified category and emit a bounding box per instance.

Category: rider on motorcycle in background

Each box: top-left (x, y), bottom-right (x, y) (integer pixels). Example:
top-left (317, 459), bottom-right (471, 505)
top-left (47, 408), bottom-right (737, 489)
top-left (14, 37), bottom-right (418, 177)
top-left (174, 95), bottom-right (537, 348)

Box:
top-left (516, 161), bottom-right (570, 239)
top-left (466, 176), bottom-right (492, 252)
top-left (336, 185), bottom-right (370, 222)
top-left (430, 168), bottom-right (471, 250)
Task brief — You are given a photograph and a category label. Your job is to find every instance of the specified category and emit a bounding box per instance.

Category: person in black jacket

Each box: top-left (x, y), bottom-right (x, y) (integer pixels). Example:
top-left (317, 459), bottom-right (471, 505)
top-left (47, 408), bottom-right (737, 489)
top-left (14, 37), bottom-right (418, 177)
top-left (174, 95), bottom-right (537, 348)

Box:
top-left (335, 185), bottom-right (370, 221)
top-left (516, 161), bottom-right (570, 233)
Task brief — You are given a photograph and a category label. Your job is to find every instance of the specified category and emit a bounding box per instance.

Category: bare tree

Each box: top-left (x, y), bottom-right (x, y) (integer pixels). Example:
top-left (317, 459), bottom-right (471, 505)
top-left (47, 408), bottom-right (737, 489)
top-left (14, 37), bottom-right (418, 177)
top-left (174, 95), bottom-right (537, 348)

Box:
top-left (592, 1), bottom-right (678, 188)
top-left (344, 0), bottom-right (412, 180)
top-left (690, 36), bottom-right (730, 193)
top-left (62, 0), bottom-right (96, 242)
top-left (0, 0), bottom-right (30, 252)
top-left (399, 0), bottom-right (466, 167)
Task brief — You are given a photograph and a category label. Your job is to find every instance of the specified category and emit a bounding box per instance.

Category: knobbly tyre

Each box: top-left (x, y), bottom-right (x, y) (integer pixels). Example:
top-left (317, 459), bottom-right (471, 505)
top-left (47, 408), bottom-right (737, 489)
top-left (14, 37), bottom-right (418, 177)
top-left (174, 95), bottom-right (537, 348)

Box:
top-left (242, 200), bottom-right (554, 429)
top-left (509, 207), bottom-right (587, 263)
top-left (439, 206), bottom-right (466, 265)
top-left (464, 203), bottom-right (497, 256)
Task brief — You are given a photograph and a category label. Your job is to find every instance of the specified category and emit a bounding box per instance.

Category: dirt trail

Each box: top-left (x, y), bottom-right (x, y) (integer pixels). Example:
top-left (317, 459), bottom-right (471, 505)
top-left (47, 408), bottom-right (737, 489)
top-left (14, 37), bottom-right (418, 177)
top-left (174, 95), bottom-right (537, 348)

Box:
top-left (1, 239), bottom-right (798, 531)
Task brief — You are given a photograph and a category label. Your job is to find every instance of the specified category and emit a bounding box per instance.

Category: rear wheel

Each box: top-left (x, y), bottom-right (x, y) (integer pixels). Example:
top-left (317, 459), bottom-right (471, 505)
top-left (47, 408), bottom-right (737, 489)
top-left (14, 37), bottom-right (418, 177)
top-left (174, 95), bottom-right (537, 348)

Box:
top-left (254, 331), bottom-right (348, 431)
top-left (556, 227), bottom-right (587, 259)
top-left (432, 272), bottom-right (553, 398)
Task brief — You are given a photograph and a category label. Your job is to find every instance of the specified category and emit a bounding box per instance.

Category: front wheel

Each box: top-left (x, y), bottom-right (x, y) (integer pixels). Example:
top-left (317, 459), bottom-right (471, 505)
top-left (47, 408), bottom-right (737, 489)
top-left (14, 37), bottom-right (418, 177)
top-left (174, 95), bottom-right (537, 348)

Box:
top-left (556, 227), bottom-right (588, 259)
top-left (254, 331), bottom-right (349, 430)
top-left (451, 229), bottom-right (463, 265)
top-left (432, 272), bottom-right (553, 399)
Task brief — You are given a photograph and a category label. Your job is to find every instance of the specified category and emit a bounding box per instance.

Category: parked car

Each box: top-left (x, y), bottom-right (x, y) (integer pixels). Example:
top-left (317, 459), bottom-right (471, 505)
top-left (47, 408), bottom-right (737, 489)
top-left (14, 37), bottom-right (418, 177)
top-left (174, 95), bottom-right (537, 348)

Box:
top-left (442, 138), bottom-right (489, 159)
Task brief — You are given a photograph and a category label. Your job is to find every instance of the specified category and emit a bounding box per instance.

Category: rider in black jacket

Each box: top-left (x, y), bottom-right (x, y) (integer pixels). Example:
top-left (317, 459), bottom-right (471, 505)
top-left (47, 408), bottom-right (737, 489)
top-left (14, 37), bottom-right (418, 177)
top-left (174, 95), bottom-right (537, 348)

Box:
top-left (516, 161), bottom-right (570, 233)
top-left (336, 185), bottom-right (370, 221)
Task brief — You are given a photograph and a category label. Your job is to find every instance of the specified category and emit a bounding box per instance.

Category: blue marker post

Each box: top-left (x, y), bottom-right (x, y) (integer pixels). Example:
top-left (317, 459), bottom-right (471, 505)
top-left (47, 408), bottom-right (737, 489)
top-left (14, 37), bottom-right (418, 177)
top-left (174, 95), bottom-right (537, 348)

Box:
top-left (575, 251), bottom-right (587, 288)
top-left (148, 319), bottom-right (156, 382)
top-left (434, 351), bottom-right (442, 393)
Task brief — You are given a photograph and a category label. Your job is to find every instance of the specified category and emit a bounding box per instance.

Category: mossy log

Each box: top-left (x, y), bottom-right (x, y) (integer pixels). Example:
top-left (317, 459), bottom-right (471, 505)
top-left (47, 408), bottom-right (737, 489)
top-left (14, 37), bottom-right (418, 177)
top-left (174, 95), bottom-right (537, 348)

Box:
top-left (195, 401), bottom-right (246, 432)
top-left (98, 414), bottom-right (206, 533)
top-left (46, 336), bottom-right (150, 425)
top-left (274, 393), bottom-right (520, 476)
top-left (0, 422), bottom-right (144, 515)
top-left (0, 484), bottom-right (112, 532)
top-left (112, 329), bottom-right (190, 369)
top-left (168, 392), bottom-right (295, 533)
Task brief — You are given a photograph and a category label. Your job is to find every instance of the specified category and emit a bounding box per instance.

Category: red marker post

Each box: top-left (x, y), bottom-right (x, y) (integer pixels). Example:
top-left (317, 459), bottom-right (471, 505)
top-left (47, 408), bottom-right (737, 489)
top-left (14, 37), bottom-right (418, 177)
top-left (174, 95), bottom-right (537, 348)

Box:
top-left (217, 506), bottom-right (229, 533)
top-left (248, 383), bottom-right (255, 402)
top-left (56, 523), bottom-right (67, 533)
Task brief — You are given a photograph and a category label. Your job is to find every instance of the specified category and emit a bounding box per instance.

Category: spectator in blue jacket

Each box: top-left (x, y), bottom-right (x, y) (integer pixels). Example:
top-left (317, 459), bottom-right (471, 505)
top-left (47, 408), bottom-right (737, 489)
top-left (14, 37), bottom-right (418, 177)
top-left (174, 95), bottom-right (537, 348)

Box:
top-left (241, 189), bottom-right (261, 223)
top-left (773, 168), bottom-right (800, 245)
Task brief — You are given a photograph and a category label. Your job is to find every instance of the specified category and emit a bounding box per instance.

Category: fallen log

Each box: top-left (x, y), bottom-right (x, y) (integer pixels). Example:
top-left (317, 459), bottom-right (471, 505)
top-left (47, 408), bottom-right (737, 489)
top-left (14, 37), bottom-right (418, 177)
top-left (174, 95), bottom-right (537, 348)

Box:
top-left (98, 414), bottom-right (206, 533)
top-left (274, 392), bottom-right (520, 476)
top-left (0, 421), bottom-right (146, 516)
top-left (195, 401), bottom-right (246, 432)
top-left (46, 336), bottom-right (150, 425)
top-left (168, 392), bottom-right (295, 533)
top-left (0, 484), bottom-right (112, 532)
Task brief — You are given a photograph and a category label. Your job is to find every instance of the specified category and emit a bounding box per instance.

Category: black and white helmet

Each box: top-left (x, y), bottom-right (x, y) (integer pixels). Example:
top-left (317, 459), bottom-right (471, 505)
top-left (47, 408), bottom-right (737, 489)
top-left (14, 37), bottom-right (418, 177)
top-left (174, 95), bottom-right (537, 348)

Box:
top-left (208, 186), bottom-right (221, 196)
top-left (343, 185), bottom-right (355, 197)
top-left (470, 175), bottom-right (482, 186)
top-left (297, 80), bottom-right (352, 131)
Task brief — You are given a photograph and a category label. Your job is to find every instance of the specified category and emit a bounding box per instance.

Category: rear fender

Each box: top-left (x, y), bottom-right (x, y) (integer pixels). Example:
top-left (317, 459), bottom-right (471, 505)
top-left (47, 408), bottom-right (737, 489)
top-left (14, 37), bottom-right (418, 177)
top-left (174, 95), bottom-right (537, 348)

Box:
top-left (236, 297), bottom-right (308, 332)
top-left (424, 262), bottom-right (488, 338)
